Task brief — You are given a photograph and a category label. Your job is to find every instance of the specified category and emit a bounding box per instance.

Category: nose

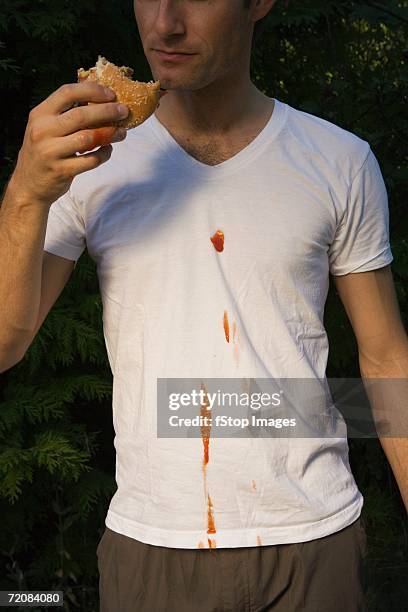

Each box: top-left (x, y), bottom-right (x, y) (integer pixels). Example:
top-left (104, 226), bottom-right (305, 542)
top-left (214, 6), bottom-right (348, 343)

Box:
top-left (154, 0), bottom-right (186, 37)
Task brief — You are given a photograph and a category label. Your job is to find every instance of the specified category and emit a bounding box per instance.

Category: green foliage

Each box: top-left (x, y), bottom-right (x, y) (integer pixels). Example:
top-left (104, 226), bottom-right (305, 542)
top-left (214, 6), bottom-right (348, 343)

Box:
top-left (0, 0), bottom-right (407, 609)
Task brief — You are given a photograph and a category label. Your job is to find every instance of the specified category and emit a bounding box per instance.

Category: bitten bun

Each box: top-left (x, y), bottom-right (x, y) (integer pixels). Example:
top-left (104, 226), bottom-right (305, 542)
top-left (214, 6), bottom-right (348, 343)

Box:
top-left (77, 55), bottom-right (161, 129)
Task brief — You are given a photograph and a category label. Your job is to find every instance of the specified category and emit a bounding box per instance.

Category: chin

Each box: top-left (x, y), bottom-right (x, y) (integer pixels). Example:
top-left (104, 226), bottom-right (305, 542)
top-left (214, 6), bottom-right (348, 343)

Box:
top-left (158, 70), bottom-right (211, 91)
top-left (150, 61), bottom-right (208, 91)
top-left (154, 77), bottom-right (194, 91)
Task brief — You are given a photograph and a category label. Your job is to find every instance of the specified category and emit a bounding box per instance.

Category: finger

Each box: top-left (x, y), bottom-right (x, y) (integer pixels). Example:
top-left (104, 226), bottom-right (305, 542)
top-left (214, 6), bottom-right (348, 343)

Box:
top-left (72, 144), bottom-right (114, 176)
top-left (83, 126), bottom-right (127, 151)
top-left (40, 81), bottom-right (117, 115)
top-left (53, 101), bottom-right (128, 137)
top-left (55, 126), bottom-right (127, 157)
top-left (57, 144), bottom-right (114, 181)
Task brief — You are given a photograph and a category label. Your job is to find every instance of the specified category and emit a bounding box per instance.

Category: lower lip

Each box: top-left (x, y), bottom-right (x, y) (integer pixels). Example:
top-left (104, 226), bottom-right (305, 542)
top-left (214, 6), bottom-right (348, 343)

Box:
top-left (155, 50), bottom-right (195, 62)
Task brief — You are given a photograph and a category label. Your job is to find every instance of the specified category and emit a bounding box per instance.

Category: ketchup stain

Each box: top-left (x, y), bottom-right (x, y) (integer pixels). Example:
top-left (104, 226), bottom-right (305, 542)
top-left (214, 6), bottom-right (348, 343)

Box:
top-left (223, 310), bottom-right (230, 343)
top-left (83, 126), bottom-right (117, 152)
top-left (200, 382), bottom-right (211, 465)
top-left (197, 541), bottom-right (205, 549)
top-left (207, 494), bottom-right (216, 534)
top-left (232, 320), bottom-right (242, 365)
top-left (207, 538), bottom-right (217, 549)
top-left (199, 381), bottom-right (217, 546)
top-left (210, 230), bottom-right (224, 252)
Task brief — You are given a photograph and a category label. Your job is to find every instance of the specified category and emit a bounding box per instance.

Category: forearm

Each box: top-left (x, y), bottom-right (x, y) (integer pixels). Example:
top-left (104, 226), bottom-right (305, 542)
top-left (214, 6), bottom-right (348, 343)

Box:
top-left (375, 437), bottom-right (408, 511)
top-left (359, 347), bottom-right (408, 513)
top-left (0, 174), bottom-right (50, 360)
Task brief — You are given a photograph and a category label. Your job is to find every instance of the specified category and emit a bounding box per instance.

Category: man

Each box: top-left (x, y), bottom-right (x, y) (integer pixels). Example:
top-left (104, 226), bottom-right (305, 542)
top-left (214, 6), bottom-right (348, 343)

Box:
top-left (1, 0), bottom-right (407, 610)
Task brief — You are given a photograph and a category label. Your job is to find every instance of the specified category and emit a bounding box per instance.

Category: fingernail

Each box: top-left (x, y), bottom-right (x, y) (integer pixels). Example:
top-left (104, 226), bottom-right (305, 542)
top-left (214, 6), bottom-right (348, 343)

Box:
top-left (117, 104), bottom-right (129, 118)
top-left (104, 87), bottom-right (116, 99)
top-left (112, 128), bottom-right (127, 142)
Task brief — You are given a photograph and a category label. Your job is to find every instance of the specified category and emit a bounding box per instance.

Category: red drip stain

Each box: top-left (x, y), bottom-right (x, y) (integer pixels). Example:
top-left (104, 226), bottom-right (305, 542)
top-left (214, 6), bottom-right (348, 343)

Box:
top-left (210, 230), bottom-right (224, 252)
top-left (200, 382), bottom-right (211, 465)
top-left (251, 480), bottom-right (257, 491)
top-left (231, 320), bottom-right (242, 363)
top-left (202, 459), bottom-right (208, 499)
top-left (199, 383), bottom-right (217, 546)
top-left (256, 535), bottom-right (262, 546)
top-left (87, 126), bottom-right (118, 150)
top-left (207, 494), bottom-right (216, 534)
top-left (223, 310), bottom-right (230, 343)
top-left (197, 541), bottom-right (205, 549)
top-left (232, 320), bottom-right (237, 342)
top-left (202, 438), bottom-right (209, 465)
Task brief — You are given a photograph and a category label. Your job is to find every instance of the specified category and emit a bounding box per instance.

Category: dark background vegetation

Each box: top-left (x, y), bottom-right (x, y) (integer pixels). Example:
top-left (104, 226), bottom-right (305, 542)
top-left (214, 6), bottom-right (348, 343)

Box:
top-left (0, 0), bottom-right (407, 610)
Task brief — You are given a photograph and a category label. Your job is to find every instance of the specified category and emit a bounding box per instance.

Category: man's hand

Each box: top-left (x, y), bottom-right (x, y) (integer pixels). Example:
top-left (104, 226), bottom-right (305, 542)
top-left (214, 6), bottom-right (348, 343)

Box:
top-left (11, 81), bottom-right (129, 207)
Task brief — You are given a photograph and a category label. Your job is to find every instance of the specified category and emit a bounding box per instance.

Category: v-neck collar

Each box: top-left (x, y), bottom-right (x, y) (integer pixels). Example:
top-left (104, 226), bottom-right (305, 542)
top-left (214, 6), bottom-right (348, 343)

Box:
top-left (146, 97), bottom-right (288, 181)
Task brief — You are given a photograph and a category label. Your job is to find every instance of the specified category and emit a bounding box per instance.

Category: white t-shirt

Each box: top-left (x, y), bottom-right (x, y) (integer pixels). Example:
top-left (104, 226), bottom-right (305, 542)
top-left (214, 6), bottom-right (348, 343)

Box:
top-left (44, 98), bottom-right (393, 549)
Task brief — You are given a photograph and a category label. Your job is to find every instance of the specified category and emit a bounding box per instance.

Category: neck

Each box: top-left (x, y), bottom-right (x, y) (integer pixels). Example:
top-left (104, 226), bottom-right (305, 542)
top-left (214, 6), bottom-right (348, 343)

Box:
top-left (155, 74), bottom-right (272, 137)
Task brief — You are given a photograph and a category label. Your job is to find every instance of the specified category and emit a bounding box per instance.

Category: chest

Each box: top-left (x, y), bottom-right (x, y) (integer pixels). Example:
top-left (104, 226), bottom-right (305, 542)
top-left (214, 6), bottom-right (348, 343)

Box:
top-left (168, 131), bottom-right (262, 166)
top-left (88, 169), bottom-right (336, 300)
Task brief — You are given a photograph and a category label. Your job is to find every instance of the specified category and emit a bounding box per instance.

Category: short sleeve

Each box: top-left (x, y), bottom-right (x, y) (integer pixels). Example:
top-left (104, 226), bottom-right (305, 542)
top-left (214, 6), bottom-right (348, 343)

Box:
top-left (43, 190), bottom-right (86, 264)
top-left (328, 147), bottom-right (393, 276)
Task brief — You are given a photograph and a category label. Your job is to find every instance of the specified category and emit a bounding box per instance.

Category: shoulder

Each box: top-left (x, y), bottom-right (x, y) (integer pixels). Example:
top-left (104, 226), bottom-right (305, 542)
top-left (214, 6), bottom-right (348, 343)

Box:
top-left (284, 102), bottom-right (371, 184)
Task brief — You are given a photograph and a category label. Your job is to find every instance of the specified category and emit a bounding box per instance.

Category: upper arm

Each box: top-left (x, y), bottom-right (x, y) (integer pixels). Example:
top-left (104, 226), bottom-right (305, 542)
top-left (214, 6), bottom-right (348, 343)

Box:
top-left (331, 264), bottom-right (408, 369)
top-left (21, 251), bottom-right (75, 355)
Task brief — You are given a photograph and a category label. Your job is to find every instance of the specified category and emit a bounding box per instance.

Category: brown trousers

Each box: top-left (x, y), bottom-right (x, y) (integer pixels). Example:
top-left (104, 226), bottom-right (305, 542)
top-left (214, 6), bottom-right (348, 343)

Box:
top-left (97, 517), bottom-right (368, 611)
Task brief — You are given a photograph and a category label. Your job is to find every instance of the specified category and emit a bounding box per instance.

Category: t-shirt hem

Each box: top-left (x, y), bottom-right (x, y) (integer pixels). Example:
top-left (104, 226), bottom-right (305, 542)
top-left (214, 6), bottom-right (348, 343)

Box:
top-left (105, 494), bottom-right (364, 549)
top-left (43, 243), bottom-right (84, 262)
top-left (329, 248), bottom-right (393, 276)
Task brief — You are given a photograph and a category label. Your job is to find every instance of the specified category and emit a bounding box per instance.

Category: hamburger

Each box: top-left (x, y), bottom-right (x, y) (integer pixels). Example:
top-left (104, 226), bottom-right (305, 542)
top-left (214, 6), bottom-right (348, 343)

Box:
top-left (77, 55), bottom-right (162, 129)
